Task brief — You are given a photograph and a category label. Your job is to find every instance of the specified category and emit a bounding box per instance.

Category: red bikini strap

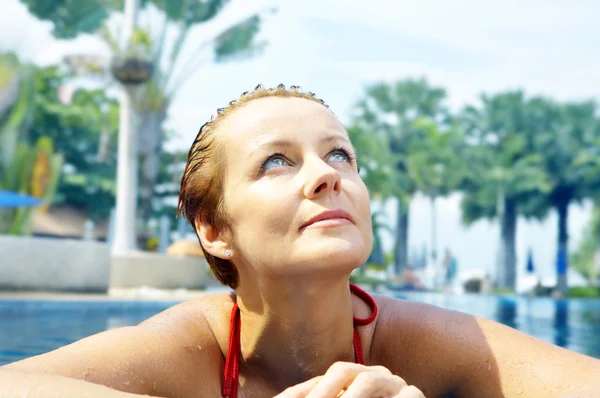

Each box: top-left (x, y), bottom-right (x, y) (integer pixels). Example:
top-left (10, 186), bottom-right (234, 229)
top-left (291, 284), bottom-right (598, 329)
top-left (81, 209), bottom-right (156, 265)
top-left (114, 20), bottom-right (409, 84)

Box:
top-left (222, 302), bottom-right (240, 398)
top-left (222, 284), bottom-right (378, 398)
top-left (353, 329), bottom-right (364, 364)
top-left (350, 283), bottom-right (378, 326)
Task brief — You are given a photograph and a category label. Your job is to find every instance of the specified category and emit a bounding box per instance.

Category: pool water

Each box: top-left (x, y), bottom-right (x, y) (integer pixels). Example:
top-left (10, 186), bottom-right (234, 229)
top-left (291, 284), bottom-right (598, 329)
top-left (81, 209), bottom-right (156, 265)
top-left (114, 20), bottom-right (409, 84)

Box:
top-left (1, 292), bottom-right (599, 366)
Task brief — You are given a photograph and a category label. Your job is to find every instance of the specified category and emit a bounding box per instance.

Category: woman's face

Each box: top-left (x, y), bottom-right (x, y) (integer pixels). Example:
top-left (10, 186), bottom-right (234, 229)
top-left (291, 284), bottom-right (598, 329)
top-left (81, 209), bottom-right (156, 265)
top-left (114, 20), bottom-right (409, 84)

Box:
top-left (218, 96), bottom-right (372, 281)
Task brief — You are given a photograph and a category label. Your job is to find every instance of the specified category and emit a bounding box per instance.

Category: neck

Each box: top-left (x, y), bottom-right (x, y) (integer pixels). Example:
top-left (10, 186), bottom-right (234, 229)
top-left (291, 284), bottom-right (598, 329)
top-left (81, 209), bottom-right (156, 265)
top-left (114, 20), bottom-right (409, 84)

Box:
top-left (235, 276), bottom-right (355, 387)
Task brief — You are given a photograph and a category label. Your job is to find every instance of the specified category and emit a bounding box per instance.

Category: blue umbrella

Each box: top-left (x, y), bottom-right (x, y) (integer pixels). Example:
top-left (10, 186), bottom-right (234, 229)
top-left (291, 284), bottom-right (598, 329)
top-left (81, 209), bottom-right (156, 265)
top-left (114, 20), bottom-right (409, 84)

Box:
top-left (0, 190), bottom-right (43, 208)
top-left (526, 248), bottom-right (535, 273)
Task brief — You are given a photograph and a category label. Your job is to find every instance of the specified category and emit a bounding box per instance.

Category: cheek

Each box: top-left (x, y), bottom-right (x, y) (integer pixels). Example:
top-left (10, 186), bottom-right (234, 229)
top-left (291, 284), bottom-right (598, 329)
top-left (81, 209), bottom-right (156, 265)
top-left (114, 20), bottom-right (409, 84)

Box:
top-left (224, 180), bottom-right (297, 239)
top-left (351, 181), bottom-right (373, 248)
top-left (350, 178), bottom-right (372, 225)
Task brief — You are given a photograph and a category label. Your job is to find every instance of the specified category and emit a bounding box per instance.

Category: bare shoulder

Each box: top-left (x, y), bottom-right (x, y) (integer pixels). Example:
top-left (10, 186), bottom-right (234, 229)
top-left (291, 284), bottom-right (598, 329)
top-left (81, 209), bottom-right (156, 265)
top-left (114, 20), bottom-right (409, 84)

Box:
top-left (3, 292), bottom-right (233, 398)
top-left (370, 294), bottom-right (600, 397)
top-left (368, 294), bottom-right (479, 396)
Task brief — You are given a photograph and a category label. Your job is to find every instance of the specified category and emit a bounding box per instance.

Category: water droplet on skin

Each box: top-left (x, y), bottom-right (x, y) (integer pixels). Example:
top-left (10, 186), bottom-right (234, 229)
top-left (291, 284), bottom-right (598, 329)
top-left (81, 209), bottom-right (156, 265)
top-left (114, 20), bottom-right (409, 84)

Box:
top-left (488, 363), bottom-right (492, 371)
top-left (124, 380), bottom-right (130, 385)
top-left (516, 389), bottom-right (523, 395)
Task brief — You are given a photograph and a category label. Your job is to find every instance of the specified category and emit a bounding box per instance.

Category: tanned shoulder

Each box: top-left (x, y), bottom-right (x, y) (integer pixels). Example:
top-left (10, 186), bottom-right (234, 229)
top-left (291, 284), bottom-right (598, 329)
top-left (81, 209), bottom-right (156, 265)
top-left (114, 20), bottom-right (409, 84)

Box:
top-left (370, 294), bottom-right (600, 398)
top-left (369, 294), bottom-right (504, 398)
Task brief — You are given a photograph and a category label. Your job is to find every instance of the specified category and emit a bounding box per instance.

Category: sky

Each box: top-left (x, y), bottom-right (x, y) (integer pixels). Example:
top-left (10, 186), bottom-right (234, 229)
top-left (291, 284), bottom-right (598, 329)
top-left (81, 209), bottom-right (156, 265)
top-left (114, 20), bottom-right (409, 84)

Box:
top-left (3, 0), bottom-right (600, 289)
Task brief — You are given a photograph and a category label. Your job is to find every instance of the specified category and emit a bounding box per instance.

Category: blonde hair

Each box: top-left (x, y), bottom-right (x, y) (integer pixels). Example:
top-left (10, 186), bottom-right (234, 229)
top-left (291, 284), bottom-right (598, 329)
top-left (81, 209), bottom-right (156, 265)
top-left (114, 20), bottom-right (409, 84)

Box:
top-left (177, 84), bottom-right (329, 288)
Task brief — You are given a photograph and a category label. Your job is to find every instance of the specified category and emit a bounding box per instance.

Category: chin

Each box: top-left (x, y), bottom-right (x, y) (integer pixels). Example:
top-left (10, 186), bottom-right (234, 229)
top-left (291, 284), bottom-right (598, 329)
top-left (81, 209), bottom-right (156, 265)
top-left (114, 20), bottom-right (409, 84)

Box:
top-left (299, 238), bottom-right (368, 273)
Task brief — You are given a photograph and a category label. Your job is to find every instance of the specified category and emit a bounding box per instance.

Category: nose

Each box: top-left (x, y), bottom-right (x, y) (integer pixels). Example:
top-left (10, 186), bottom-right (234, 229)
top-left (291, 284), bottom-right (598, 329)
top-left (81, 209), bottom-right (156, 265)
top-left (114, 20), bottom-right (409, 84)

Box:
top-left (302, 157), bottom-right (342, 199)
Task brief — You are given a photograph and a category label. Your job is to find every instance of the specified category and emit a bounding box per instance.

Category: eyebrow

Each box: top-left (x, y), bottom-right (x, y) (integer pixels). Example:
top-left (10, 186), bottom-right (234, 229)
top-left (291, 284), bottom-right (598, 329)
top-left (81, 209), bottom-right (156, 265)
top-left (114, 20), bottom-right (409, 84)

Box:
top-left (252, 134), bottom-right (352, 152)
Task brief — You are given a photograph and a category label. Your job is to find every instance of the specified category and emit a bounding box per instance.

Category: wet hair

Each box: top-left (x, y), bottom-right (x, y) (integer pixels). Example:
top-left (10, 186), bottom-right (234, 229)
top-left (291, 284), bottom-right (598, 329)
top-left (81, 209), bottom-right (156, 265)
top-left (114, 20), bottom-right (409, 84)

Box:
top-left (177, 84), bottom-right (329, 289)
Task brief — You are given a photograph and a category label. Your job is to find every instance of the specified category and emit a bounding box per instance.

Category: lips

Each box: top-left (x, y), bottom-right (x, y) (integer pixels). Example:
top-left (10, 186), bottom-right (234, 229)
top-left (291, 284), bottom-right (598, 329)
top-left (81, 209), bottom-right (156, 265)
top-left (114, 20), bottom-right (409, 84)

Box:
top-left (300, 209), bottom-right (354, 229)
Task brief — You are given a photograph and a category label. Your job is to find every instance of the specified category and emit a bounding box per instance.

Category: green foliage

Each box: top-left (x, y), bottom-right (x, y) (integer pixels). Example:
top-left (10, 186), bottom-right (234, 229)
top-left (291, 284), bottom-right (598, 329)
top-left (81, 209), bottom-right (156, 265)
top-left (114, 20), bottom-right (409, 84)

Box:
top-left (0, 57), bottom-right (35, 169)
top-left (214, 15), bottom-right (268, 62)
top-left (346, 123), bottom-right (396, 200)
top-left (492, 288), bottom-right (516, 295)
top-left (0, 53), bottom-right (19, 90)
top-left (100, 26), bottom-right (153, 58)
top-left (529, 99), bottom-right (600, 211)
top-left (571, 205), bottom-right (600, 283)
top-left (22, 0), bottom-right (273, 234)
top-left (25, 65), bottom-right (120, 220)
top-left (349, 274), bottom-right (386, 287)
top-left (458, 91), bottom-right (551, 225)
top-left (0, 55), bottom-right (64, 236)
top-left (567, 286), bottom-right (600, 298)
top-left (148, 0), bottom-right (227, 26)
top-left (351, 77), bottom-right (450, 271)
top-left (19, 0), bottom-right (227, 39)
top-left (353, 78), bottom-right (448, 204)
top-left (0, 137), bottom-right (64, 235)
top-left (19, 0), bottom-right (113, 39)
top-left (407, 118), bottom-right (466, 199)
top-left (364, 263), bottom-right (388, 272)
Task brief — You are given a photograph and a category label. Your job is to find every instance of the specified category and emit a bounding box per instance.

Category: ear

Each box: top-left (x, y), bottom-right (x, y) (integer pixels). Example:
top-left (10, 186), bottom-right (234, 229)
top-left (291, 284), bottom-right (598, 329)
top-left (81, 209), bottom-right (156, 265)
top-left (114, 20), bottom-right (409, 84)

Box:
top-left (195, 218), bottom-right (231, 259)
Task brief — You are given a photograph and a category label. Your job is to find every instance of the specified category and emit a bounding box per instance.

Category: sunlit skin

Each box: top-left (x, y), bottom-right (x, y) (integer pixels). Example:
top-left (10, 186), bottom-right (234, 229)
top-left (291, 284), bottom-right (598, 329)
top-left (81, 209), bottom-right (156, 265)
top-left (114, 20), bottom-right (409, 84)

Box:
top-left (2, 94), bottom-right (600, 398)
top-left (212, 97), bottom-right (372, 282)
top-left (196, 97), bottom-right (377, 390)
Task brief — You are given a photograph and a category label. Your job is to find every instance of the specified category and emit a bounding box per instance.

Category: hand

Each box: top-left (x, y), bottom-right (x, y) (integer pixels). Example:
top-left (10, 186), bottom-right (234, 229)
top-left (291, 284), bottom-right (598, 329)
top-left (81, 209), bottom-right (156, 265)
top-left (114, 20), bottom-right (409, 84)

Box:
top-left (274, 362), bottom-right (425, 398)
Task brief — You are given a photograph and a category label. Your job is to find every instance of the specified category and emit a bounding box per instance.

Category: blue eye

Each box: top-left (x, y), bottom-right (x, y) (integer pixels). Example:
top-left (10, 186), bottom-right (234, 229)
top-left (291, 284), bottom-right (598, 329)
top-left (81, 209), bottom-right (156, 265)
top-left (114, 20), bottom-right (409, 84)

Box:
top-left (262, 155), bottom-right (287, 170)
top-left (329, 150), bottom-right (350, 163)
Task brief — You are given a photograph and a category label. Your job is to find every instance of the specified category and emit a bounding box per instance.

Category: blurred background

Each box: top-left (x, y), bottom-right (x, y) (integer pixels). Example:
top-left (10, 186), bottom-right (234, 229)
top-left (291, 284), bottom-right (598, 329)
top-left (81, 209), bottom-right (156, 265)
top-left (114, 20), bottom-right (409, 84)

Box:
top-left (1, 0), bottom-right (600, 299)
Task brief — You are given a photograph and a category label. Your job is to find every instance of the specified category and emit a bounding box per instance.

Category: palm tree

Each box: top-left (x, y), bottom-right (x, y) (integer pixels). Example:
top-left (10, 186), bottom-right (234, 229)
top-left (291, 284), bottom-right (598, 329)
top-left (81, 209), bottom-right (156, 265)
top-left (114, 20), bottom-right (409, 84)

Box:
top-left (346, 123), bottom-right (396, 276)
top-left (48, 1), bottom-right (275, 239)
top-left (98, 3), bottom-right (273, 234)
top-left (353, 78), bottom-right (448, 275)
top-left (571, 202), bottom-right (600, 285)
top-left (458, 91), bottom-right (550, 290)
top-left (406, 118), bottom-right (466, 271)
top-left (526, 98), bottom-right (600, 292)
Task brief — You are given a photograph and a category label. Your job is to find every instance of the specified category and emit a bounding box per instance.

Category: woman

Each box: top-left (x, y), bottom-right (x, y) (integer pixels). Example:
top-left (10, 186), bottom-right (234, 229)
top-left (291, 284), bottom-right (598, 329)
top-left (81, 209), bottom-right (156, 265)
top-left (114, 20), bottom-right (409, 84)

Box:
top-left (2, 85), bottom-right (600, 398)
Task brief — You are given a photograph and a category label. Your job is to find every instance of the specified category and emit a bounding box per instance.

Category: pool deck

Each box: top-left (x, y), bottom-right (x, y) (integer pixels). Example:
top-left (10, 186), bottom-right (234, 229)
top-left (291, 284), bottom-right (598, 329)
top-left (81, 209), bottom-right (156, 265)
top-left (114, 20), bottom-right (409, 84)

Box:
top-left (0, 287), bottom-right (218, 301)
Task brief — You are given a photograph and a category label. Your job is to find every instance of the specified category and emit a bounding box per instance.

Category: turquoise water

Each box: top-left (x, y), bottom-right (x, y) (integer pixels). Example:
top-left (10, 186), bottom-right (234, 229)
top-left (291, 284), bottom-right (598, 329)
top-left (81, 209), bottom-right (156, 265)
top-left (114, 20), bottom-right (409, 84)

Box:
top-left (1, 292), bottom-right (599, 365)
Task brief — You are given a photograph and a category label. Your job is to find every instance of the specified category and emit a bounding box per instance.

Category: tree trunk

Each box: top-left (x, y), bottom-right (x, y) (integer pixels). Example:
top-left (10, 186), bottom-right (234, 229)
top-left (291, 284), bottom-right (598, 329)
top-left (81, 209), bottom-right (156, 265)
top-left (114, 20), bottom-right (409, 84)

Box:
top-left (499, 199), bottom-right (517, 290)
top-left (97, 129), bottom-right (111, 162)
top-left (430, 196), bottom-right (437, 266)
top-left (138, 107), bottom-right (167, 238)
top-left (556, 200), bottom-right (570, 293)
top-left (393, 199), bottom-right (410, 275)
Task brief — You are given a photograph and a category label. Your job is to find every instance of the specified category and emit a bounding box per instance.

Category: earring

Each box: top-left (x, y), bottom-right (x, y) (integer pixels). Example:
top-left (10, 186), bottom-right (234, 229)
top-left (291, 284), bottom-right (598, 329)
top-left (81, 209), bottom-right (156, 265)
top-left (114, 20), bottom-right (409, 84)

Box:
top-left (225, 249), bottom-right (232, 257)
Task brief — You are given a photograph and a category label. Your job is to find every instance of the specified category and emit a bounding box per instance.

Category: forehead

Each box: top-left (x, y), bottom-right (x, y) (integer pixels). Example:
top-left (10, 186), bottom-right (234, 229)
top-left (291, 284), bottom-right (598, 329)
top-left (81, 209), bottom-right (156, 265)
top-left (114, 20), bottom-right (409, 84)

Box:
top-left (217, 96), bottom-right (347, 148)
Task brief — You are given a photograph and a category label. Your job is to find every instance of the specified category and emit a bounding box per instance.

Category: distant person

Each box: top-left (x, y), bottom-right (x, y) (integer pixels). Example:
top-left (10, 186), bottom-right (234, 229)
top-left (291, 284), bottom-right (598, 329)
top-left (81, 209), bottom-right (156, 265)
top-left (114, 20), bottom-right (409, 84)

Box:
top-left (400, 266), bottom-right (427, 291)
top-left (442, 248), bottom-right (458, 288)
top-left (2, 85), bottom-right (600, 397)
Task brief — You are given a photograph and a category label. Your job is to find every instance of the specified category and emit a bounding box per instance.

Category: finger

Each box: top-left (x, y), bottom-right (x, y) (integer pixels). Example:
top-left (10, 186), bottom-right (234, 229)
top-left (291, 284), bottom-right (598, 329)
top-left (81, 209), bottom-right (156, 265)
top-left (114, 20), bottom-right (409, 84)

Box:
top-left (274, 376), bottom-right (322, 398)
top-left (340, 372), bottom-right (407, 398)
top-left (305, 363), bottom-right (394, 398)
top-left (393, 385), bottom-right (426, 398)
top-left (304, 362), bottom-right (367, 398)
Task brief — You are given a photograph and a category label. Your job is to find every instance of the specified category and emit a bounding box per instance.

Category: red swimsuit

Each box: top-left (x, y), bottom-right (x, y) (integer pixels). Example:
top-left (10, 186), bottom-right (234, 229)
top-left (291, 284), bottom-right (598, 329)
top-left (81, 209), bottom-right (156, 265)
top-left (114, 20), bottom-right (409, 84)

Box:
top-left (221, 284), bottom-right (378, 398)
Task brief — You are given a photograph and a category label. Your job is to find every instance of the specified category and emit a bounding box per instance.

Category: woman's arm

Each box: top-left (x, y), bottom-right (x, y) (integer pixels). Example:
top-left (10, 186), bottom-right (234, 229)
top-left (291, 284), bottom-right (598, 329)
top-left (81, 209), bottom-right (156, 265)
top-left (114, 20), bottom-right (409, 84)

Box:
top-left (0, 368), bottom-right (162, 398)
top-left (374, 298), bottom-right (600, 397)
top-left (460, 316), bottom-right (600, 397)
top-left (1, 298), bottom-right (224, 398)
